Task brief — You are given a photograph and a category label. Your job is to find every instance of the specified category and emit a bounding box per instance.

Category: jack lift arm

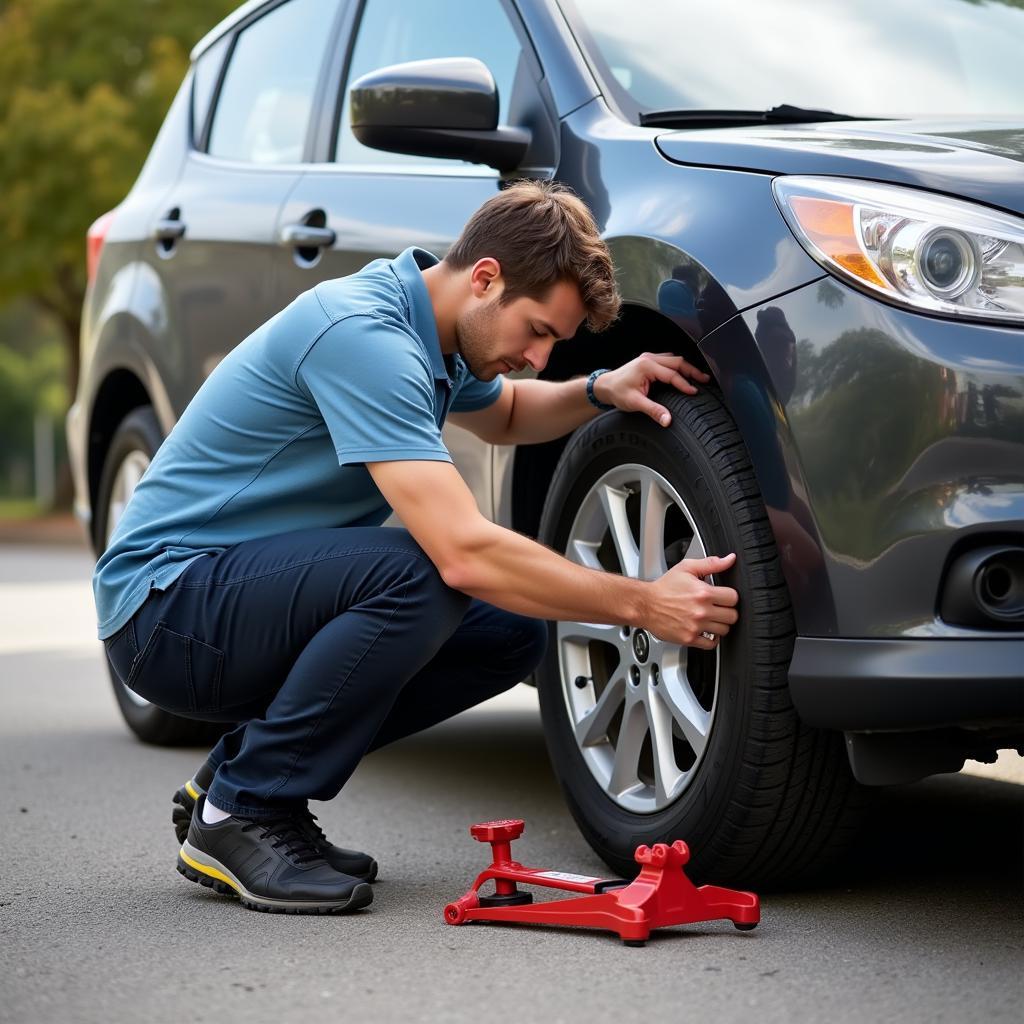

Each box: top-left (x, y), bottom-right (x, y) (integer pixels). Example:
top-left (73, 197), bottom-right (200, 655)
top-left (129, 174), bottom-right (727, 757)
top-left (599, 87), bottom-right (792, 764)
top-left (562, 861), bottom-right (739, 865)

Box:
top-left (444, 820), bottom-right (760, 946)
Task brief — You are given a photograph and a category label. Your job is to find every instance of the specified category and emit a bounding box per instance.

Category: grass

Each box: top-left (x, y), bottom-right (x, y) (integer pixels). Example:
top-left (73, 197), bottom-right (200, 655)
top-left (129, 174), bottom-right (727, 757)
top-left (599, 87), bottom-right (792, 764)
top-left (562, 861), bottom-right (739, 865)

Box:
top-left (0, 499), bottom-right (45, 520)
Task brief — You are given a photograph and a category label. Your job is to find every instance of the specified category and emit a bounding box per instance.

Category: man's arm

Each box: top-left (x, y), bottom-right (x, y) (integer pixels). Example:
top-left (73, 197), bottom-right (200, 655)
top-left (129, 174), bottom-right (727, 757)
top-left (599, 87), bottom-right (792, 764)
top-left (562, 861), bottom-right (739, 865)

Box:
top-left (366, 459), bottom-right (738, 649)
top-left (448, 354), bottom-right (709, 446)
top-left (447, 376), bottom-right (599, 446)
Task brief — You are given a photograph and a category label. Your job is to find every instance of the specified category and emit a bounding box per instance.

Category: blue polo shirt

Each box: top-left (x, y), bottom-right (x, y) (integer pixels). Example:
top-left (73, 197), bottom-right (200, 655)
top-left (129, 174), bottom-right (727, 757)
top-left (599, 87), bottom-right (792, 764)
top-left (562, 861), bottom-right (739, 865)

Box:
top-left (92, 246), bottom-right (502, 640)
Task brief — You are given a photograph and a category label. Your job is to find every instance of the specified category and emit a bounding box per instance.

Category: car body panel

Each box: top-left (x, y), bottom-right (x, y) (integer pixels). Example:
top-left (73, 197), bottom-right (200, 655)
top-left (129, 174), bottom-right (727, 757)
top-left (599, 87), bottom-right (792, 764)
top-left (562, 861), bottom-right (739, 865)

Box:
top-left (153, 153), bottom-right (302, 396)
top-left (789, 636), bottom-right (1023, 734)
top-left (557, 101), bottom-right (828, 334)
top-left (508, 0), bottom-right (600, 118)
top-left (655, 119), bottom-right (1024, 216)
top-left (710, 276), bottom-right (1024, 639)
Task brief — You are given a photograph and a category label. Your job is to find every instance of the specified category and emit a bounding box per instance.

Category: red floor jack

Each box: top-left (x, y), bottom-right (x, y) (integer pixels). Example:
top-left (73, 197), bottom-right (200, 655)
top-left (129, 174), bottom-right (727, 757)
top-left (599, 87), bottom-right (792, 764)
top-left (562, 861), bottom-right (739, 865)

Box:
top-left (444, 820), bottom-right (760, 946)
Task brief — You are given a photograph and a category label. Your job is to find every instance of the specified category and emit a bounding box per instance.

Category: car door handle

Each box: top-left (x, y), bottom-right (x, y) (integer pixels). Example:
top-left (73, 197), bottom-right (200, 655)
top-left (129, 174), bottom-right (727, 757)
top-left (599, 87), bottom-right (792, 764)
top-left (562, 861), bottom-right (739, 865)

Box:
top-left (279, 224), bottom-right (336, 249)
top-left (152, 219), bottom-right (186, 241)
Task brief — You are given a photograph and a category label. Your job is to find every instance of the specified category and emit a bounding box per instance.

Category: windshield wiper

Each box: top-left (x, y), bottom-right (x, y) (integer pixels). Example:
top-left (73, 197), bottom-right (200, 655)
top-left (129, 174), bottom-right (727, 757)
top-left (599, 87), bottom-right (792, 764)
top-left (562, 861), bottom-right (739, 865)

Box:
top-left (639, 104), bottom-right (887, 129)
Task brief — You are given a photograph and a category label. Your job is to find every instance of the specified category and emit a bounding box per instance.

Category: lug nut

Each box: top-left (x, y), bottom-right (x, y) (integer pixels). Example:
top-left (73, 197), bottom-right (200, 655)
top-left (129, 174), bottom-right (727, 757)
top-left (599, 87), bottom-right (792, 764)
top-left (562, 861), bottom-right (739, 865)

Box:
top-left (651, 664), bottom-right (660, 686)
top-left (630, 665), bottom-right (641, 686)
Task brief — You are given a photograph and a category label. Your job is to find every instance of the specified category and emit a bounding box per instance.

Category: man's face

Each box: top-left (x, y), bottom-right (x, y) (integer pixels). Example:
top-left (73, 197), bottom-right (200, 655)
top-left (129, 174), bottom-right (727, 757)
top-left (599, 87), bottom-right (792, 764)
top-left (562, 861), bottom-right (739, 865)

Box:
top-left (455, 278), bottom-right (587, 382)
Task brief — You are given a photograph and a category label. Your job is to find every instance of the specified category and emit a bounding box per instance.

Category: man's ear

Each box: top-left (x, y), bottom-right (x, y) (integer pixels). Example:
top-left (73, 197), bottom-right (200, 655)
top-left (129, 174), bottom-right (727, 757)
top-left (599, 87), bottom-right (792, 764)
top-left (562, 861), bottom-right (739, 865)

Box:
top-left (470, 257), bottom-right (502, 298)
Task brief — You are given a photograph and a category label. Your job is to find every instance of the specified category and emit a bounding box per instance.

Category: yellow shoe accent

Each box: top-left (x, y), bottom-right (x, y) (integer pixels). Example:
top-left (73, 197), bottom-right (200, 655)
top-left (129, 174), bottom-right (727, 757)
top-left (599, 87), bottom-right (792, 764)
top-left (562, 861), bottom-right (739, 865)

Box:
top-left (179, 846), bottom-right (240, 894)
top-left (184, 780), bottom-right (200, 801)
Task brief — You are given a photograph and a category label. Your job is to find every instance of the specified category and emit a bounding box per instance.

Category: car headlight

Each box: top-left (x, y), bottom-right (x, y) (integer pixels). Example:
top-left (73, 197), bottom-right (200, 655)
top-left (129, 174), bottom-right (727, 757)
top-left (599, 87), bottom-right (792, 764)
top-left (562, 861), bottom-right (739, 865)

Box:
top-left (772, 176), bottom-right (1024, 326)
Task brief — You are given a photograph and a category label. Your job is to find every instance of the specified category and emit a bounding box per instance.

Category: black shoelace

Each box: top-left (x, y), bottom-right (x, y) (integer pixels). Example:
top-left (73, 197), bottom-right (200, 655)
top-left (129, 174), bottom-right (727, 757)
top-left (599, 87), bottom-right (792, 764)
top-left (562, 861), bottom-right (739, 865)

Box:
top-left (295, 807), bottom-right (328, 846)
top-left (240, 815), bottom-right (323, 865)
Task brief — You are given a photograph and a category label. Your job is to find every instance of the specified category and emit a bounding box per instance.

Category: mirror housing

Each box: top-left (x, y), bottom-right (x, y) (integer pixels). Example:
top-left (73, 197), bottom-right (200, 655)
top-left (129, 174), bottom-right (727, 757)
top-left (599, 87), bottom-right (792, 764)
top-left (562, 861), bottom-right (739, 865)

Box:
top-left (349, 57), bottom-right (531, 172)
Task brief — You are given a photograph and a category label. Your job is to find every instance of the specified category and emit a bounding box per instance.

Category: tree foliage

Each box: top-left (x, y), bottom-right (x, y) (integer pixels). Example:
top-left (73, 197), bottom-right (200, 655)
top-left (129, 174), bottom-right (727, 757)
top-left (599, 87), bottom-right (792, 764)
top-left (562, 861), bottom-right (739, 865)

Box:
top-left (0, 0), bottom-right (237, 364)
top-left (0, 300), bottom-right (66, 497)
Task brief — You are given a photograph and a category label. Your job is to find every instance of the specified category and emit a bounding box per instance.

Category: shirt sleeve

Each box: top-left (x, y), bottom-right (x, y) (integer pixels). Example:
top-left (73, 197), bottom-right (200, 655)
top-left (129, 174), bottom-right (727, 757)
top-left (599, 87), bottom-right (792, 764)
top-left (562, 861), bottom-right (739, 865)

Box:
top-left (450, 368), bottom-right (504, 412)
top-left (295, 313), bottom-right (453, 466)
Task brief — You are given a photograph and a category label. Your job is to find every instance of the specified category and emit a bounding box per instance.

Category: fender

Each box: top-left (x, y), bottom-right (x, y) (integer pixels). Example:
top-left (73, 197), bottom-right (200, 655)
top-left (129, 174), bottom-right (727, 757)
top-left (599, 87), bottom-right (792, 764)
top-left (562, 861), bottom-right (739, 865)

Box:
top-left (87, 260), bottom-right (180, 436)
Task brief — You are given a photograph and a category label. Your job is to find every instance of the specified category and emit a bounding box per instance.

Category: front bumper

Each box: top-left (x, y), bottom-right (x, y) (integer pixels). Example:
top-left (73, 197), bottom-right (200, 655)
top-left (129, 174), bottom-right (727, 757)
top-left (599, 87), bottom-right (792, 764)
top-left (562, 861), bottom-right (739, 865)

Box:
top-left (789, 636), bottom-right (1023, 732)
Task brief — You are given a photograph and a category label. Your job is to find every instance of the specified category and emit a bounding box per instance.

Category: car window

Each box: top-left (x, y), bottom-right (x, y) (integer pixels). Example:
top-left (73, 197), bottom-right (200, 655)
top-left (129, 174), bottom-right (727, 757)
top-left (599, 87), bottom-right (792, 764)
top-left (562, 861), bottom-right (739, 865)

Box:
top-left (207, 0), bottom-right (340, 164)
top-left (335, 0), bottom-right (522, 169)
top-left (191, 35), bottom-right (230, 148)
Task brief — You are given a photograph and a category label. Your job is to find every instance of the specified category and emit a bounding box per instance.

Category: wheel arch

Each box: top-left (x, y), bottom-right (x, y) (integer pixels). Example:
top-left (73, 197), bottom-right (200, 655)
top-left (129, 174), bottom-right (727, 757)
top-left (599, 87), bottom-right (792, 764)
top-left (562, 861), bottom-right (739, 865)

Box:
top-left (510, 302), bottom-right (711, 540)
top-left (86, 369), bottom-right (156, 549)
top-left (84, 282), bottom-right (180, 552)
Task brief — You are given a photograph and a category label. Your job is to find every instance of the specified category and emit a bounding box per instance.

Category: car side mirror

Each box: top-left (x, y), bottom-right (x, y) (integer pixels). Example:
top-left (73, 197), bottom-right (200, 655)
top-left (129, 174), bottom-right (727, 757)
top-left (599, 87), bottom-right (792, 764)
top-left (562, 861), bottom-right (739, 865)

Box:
top-left (349, 57), bottom-right (531, 172)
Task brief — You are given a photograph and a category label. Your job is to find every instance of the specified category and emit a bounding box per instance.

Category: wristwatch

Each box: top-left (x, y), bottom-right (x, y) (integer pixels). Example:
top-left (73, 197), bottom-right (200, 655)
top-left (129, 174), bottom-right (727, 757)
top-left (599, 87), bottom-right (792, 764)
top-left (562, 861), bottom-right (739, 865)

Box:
top-left (586, 368), bottom-right (614, 411)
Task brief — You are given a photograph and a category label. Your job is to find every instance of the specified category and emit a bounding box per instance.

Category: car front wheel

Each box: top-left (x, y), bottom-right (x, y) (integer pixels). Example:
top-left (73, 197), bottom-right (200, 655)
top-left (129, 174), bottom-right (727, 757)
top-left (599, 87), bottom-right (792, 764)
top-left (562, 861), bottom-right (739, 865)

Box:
top-left (537, 384), bottom-right (869, 887)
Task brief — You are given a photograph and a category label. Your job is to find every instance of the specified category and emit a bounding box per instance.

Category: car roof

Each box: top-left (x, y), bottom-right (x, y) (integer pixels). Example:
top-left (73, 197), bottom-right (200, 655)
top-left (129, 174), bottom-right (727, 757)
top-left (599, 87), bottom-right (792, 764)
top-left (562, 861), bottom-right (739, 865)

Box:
top-left (190, 0), bottom-right (272, 62)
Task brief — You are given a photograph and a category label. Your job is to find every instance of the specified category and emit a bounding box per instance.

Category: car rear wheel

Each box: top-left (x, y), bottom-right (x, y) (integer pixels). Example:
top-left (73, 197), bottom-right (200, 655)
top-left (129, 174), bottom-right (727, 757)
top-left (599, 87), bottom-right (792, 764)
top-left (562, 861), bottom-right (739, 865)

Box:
top-left (536, 384), bottom-right (869, 887)
top-left (95, 406), bottom-right (224, 747)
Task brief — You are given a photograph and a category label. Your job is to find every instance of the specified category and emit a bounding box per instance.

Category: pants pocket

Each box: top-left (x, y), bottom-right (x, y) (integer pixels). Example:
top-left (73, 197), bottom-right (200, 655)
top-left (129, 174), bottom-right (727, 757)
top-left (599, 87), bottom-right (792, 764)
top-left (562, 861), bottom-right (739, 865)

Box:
top-left (103, 619), bottom-right (138, 686)
top-left (125, 620), bottom-right (224, 715)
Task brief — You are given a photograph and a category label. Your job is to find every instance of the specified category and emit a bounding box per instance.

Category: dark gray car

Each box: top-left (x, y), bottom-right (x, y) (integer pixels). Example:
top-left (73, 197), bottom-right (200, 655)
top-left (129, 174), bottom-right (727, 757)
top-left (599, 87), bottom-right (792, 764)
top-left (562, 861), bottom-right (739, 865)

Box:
top-left (69, 0), bottom-right (1024, 885)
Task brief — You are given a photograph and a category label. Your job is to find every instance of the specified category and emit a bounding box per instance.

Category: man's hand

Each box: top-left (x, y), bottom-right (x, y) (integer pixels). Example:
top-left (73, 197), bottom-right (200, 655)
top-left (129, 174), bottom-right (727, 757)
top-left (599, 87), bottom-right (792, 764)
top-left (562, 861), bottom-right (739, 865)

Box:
top-left (644, 552), bottom-right (739, 649)
top-left (593, 352), bottom-right (710, 427)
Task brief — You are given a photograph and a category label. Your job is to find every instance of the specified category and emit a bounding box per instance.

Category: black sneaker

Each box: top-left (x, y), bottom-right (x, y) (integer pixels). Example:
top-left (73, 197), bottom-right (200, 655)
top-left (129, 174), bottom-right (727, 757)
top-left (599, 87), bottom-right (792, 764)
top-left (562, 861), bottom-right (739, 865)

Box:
top-left (177, 795), bottom-right (373, 914)
top-left (172, 768), bottom-right (379, 882)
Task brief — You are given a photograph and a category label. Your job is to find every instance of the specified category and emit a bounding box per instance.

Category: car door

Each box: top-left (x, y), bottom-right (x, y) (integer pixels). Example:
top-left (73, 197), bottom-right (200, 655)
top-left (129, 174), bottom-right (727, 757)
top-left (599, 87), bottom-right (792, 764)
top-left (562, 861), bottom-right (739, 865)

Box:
top-left (147, 0), bottom-right (345, 400)
top-left (270, 0), bottom-right (558, 515)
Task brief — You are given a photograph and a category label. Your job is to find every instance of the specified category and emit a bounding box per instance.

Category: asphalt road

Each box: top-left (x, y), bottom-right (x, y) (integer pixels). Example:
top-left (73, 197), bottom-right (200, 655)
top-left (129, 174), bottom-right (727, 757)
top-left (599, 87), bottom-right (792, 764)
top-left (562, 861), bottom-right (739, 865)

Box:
top-left (1, 543), bottom-right (1021, 1024)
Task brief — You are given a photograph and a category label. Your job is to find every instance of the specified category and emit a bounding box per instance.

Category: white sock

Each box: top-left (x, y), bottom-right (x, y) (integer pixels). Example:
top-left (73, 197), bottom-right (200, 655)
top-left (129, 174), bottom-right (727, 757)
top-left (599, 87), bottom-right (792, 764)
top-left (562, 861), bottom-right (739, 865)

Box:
top-left (201, 796), bottom-right (232, 824)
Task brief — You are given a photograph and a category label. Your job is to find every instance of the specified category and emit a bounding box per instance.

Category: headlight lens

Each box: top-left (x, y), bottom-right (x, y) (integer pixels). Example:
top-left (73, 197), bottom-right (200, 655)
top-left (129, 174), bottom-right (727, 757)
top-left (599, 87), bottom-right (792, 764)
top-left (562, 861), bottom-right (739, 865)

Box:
top-left (772, 176), bottom-right (1024, 325)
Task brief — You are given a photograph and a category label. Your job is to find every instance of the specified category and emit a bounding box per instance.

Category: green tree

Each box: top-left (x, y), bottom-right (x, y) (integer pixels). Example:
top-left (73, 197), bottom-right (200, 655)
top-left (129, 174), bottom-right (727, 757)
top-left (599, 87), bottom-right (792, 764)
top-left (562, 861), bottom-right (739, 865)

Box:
top-left (0, 0), bottom-right (237, 412)
top-left (0, 301), bottom-right (66, 499)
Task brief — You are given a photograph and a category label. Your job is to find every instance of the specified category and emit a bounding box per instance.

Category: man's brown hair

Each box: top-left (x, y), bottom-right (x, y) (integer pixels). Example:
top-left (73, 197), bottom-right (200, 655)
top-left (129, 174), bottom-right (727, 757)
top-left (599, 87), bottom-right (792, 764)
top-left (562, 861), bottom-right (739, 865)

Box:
top-left (444, 180), bottom-right (621, 333)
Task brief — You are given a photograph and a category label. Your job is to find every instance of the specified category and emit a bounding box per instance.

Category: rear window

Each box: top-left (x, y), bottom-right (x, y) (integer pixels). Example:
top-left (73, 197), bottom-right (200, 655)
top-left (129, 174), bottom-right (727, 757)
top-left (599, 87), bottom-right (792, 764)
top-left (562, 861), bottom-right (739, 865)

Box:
top-left (207, 0), bottom-right (339, 164)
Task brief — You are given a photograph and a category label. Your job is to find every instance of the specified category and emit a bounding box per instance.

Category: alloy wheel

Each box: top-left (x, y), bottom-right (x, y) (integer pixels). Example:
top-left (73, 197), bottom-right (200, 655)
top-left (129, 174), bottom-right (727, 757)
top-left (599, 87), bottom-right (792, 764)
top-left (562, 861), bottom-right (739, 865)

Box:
top-left (557, 464), bottom-right (719, 814)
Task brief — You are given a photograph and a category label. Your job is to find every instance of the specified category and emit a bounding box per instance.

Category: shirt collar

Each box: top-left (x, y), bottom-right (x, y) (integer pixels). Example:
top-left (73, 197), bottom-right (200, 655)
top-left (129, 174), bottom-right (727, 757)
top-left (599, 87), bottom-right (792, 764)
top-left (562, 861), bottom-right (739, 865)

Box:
top-left (390, 246), bottom-right (453, 383)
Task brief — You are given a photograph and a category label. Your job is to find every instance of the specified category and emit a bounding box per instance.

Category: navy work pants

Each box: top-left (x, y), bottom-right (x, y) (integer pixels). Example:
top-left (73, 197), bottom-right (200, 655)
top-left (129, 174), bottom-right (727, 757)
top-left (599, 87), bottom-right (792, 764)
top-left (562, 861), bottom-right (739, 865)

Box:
top-left (103, 527), bottom-right (548, 816)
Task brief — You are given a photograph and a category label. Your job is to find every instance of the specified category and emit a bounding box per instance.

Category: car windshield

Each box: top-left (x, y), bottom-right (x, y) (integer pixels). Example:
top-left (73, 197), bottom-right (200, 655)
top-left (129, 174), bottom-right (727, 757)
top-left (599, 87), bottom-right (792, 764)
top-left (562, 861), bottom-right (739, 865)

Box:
top-left (559, 0), bottom-right (1024, 123)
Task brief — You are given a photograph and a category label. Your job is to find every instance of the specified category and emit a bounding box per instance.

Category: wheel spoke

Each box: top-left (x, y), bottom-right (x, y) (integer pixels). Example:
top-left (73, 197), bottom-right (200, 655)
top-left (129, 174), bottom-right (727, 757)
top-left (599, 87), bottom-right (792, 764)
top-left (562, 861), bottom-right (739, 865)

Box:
top-left (123, 454), bottom-right (147, 496)
top-left (656, 667), bottom-right (711, 754)
top-left (598, 483), bottom-right (639, 578)
top-left (608, 699), bottom-right (647, 796)
top-left (682, 533), bottom-right (706, 564)
top-left (568, 536), bottom-right (603, 570)
top-left (575, 671), bottom-right (627, 747)
top-left (133, 458), bottom-right (148, 491)
top-left (560, 620), bottom-right (623, 647)
top-left (638, 475), bottom-right (670, 580)
top-left (110, 453), bottom-right (150, 537)
top-left (643, 693), bottom-right (683, 804)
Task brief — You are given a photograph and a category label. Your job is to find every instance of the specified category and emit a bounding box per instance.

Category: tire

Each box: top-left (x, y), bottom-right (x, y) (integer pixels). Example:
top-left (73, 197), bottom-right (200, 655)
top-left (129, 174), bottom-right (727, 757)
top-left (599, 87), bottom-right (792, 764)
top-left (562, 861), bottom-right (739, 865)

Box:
top-left (95, 406), bottom-right (225, 747)
top-left (536, 384), bottom-right (870, 888)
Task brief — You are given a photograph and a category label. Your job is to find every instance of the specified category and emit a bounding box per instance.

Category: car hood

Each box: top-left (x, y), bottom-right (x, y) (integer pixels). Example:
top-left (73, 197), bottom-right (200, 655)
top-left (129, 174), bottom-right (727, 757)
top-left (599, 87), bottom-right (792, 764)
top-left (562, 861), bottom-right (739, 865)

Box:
top-left (655, 119), bottom-right (1024, 217)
